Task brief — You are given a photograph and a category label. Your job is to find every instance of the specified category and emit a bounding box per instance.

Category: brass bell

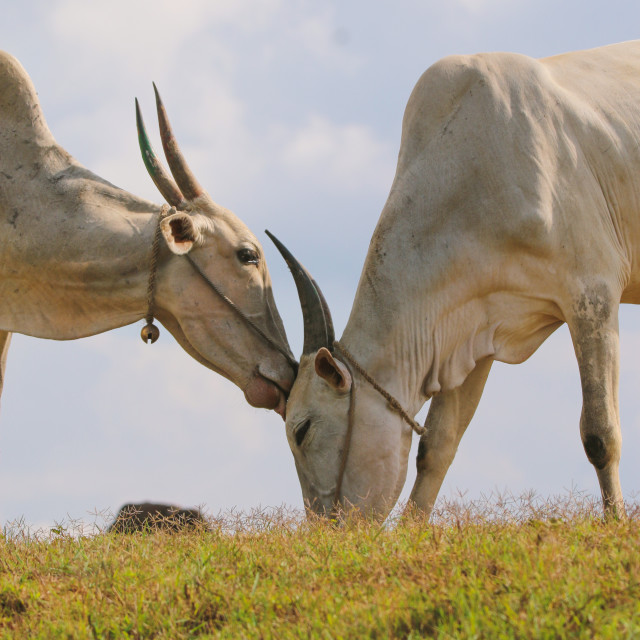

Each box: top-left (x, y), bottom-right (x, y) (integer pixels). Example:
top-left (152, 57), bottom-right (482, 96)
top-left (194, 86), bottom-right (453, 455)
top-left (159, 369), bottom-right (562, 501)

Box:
top-left (141, 322), bottom-right (160, 344)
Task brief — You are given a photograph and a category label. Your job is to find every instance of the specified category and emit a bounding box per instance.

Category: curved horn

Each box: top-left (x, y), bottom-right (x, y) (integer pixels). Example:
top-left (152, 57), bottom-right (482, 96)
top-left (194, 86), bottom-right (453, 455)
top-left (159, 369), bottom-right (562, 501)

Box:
top-left (153, 83), bottom-right (205, 201)
top-left (265, 230), bottom-right (335, 354)
top-left (135, 98), bottom-right (185, 208)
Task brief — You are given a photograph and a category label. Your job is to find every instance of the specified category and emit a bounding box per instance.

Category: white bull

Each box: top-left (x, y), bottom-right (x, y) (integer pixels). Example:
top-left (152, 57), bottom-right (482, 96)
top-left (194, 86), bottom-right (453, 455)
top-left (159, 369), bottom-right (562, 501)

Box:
top-left (0, 51), bottom-right (295, 418)
top-left (272, 41), bottom-right (640, 519)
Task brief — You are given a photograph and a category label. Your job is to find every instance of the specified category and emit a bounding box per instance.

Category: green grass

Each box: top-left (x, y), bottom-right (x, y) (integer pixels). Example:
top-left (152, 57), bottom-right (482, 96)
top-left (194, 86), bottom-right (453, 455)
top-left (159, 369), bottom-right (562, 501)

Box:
top-left (1, 493), bottom-right (640, 638)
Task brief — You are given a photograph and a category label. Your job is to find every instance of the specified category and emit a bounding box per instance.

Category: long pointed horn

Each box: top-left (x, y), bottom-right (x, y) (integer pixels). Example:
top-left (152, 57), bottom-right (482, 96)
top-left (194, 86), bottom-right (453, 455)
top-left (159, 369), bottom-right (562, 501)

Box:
top-left (153, 83), bottom-right (205, 201)
top-left (135, 98), bottom-right (186, 208)
top-left (265, 230), bottom-right (335, 354)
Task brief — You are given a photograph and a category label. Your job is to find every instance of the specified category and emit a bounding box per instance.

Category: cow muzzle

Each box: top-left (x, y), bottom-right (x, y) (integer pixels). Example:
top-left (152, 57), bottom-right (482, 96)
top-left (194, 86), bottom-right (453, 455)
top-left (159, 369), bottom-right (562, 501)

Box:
top-left (244, 371), bottom-right (290, 419)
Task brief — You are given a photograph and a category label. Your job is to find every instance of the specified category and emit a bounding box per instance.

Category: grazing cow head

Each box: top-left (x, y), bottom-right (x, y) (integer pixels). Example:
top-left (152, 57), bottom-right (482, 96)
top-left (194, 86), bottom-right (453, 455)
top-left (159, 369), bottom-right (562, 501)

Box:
top-left (267, 233), bottom-right (413, 519)
top-left (136, 87), bottom-right (296, 416)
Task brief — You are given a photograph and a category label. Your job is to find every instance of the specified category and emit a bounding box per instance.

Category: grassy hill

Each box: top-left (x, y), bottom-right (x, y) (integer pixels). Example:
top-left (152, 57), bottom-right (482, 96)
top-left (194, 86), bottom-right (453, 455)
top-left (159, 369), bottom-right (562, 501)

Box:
top-left (1, 494), bottom-right (639, 638)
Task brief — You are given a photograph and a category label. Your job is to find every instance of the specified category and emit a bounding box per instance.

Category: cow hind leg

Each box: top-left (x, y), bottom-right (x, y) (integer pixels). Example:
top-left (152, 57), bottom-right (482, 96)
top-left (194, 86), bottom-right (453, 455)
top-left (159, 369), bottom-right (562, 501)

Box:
top-left (0, 331), bottom-right (11, 408)
top-left (567, 285), bottom-right (624, 518)
top-left (407, 357), bottom-right (493, 518)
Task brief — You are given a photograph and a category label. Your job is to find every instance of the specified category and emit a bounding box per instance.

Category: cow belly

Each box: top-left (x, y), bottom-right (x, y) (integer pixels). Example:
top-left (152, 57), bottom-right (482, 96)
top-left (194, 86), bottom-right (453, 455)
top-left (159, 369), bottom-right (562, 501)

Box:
top-left (621, 282), bottom-right (640, 305)
top-left (424, 292), bottom-right (564, 396)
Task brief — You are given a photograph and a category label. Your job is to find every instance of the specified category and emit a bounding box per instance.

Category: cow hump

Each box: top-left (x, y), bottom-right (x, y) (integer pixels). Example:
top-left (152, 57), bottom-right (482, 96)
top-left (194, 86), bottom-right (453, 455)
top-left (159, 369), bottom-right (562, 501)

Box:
top-left (0, 51), bottom-right (55, 151)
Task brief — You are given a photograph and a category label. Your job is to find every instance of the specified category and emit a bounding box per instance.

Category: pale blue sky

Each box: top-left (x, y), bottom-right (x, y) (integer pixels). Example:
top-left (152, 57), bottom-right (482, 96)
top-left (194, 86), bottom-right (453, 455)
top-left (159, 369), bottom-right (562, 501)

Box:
top-left (2, 0), bottom-right (640, 528)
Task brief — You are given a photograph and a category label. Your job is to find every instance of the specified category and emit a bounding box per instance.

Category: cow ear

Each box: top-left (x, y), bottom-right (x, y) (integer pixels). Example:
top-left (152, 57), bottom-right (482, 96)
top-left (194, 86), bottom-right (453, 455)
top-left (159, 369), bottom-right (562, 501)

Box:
top-left (161, 212), bottom-right (210, 255)
top-left (315, 347), bottom-right (352, 392)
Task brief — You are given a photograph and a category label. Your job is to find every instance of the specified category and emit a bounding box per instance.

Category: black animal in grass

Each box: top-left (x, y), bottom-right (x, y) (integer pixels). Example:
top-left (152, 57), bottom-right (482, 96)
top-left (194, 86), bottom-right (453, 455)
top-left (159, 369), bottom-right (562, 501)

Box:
top-left (108, 502), bottom-right (206, 533)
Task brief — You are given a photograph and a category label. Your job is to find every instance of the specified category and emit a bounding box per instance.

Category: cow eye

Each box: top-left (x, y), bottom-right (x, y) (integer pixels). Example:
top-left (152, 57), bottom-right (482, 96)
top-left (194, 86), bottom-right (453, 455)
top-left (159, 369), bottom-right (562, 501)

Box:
top-left (237, 248), bottom-right (260, 265)
top-left (295, 419), bottom-right (311, 447)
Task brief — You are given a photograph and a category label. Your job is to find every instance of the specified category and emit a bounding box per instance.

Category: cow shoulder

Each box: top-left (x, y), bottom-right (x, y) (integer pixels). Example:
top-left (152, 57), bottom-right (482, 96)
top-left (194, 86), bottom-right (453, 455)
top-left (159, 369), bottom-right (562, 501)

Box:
top-left (395, 52), bottom-right (557, 253)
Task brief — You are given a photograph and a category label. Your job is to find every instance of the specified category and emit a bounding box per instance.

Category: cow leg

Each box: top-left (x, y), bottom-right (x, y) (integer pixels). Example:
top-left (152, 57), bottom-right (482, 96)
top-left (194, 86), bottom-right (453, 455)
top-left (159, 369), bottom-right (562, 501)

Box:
top-left (567, 287), bottom-right (624, 518)
top-left (407, 357), bottom-right (493, 517)
top-left (0, 331), bottom-right (11, 407)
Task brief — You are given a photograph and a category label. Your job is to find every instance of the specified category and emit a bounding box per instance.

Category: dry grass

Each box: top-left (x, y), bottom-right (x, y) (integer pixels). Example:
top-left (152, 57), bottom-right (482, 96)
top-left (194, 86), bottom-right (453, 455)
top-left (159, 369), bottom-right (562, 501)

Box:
top-left (1, 491), bottom-right (639, 638)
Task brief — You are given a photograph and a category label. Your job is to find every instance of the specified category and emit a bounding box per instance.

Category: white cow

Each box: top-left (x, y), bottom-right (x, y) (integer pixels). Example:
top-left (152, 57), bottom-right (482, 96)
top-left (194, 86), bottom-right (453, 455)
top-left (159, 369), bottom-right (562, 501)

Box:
top-left (0, 51), bottom-right (295, 418)
top-left (272, 41), bottom-right (640, 519)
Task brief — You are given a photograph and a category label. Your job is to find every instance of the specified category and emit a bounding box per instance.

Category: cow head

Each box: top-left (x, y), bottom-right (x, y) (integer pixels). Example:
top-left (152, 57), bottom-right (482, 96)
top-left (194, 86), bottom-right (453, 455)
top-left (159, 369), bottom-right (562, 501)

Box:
top-left (137, 87), bottom-right (296, 417)
top-left (267, 232), bottom-right (413, 519)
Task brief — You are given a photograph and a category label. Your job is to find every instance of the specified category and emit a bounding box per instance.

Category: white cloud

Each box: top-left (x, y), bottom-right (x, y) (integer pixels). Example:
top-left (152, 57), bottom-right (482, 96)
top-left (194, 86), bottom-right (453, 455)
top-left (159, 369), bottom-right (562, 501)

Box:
top-left (0, 329), bottom-right (295, 524)
top-left (289, 8), bottom-right (364, 71)
top-left (48, 0), bottom-right (359, 82)
top-left (280, 115), bottom-right (395, 193)
top-left (50, 0), bottom-right (284, 69)
top-left (451, 0), bottom-right (524, 15)
top-left (40, 0), bottom-right (372, 215)
top-left (71, 330), bottom-right (275, 451)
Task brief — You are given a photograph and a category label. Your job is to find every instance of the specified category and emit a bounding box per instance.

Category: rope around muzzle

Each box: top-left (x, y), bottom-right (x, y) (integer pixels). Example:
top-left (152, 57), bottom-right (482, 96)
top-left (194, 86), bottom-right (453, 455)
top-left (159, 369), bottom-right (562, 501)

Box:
top-left (141, 206), bottom-right (297, 370)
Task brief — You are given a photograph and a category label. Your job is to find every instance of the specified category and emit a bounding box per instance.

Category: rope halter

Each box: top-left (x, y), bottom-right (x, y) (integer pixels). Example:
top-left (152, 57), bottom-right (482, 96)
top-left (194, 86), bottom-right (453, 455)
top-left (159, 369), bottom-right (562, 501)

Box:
top-left (141, 206), bottom-right (297, 370)
top-left (331, 340), bottom-right (426, 511)
top-left (141, 205), bottom-right (171, 344)
top-left (333, 341), bottom-right (425, 436)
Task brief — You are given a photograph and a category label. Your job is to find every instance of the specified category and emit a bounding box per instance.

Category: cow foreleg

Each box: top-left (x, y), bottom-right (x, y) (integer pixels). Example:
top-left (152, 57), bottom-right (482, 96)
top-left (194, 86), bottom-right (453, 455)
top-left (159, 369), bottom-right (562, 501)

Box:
top-left (568, 289), bottom-right (624, 518)
top-left (0, 331), bottom-right (11, 408)
top-left (407, 357), bottom-right (493, 517)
